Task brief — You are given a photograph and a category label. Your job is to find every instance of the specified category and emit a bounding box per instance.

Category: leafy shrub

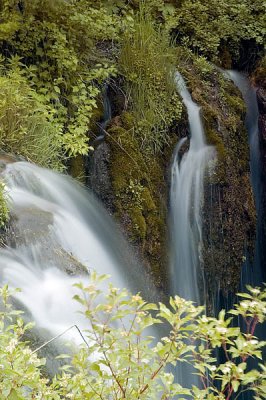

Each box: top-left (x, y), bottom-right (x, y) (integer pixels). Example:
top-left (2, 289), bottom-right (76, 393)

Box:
top-left (0, 65), bottom-right (64, 170)
top-left (0, 0), bottom-right (121, 157)
top-left (158, 0), bottom-right (265, 61)
top-left (0, 275), bottom-right (265, 399)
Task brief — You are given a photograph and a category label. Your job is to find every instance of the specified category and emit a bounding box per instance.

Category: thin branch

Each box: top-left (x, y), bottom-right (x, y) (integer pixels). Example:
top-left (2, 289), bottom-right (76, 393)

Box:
top-left (31, 325), bottom-right (89, 355)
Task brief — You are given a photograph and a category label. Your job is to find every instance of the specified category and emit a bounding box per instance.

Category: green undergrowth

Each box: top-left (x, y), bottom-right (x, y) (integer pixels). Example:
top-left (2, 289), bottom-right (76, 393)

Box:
top-left (119, 11), bottom-right (182, 154)
top-left (0, 183), bottom-right (9, 229)
top-left (0, 0), bottom-right (122, 159)
top-left (0, 68), bottom-right (65, 170)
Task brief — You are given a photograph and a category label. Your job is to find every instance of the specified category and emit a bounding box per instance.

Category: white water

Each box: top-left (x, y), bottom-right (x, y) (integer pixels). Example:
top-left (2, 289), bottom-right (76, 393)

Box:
top-left (0, 161), bottom-right (148, 344)
top-left (169, 73), bottom-right (215, 390)
top-left (170, 72), bottom-right (215, 303)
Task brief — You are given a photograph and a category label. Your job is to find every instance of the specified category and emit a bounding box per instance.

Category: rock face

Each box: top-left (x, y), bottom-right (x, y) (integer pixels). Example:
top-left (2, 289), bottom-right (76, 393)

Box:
top-left (179, 63), bottom-right (256, 307)
top-left (6, 207), bottom-right (88, 277)
top-left (86, 98), bottom-right (185, 292)
top-left (256, 77), bottom-right (266, 282)
top-left (86, 142), bottom-right (115, 214)
top-left (257, 87), bottom-right (266, 163)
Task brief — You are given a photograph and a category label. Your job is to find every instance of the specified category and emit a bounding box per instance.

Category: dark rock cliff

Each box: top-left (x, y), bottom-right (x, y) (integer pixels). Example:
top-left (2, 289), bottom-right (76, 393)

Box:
top-left (253, 62), bottom-right (266, 282)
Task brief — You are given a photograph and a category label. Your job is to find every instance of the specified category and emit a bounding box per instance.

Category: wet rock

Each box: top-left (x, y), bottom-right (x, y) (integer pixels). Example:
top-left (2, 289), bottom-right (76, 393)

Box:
top-left (257, 88), bottom-right (266, 148)
top-left (86, 142), bottom-right (115, 213)
top-left (258, 115), bottom-right (266, 145)
top-left (254, 72), bottom-right (266, 282)
top-left (6, 208), bottom-right (88, 276)
top-left (257, 87), bottom-right (266, 114)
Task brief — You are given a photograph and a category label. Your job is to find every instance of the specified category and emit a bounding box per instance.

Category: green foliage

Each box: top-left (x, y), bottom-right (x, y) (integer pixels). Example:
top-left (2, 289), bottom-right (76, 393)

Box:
top-left (0, 64), bottom-right (65, 170)
top-left (0, 0), bottom-right (122, 159)
top-left (0, 285), bottom-right (59, 399)
top-left (0, 0), bottom-right (264, 161)
top-left (158, 0), bottom-right (265, 60)
top-left (119, 12), bottom-right (182, 153)
top-left (0, 182), bottom-right (9, 228)
top-left (1, 277), bottom-right (266, 399)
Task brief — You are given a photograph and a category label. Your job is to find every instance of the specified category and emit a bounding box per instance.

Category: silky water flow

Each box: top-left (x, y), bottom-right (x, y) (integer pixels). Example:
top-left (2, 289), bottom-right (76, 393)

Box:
top-left (0, 160), bottom-right (153, 370)
top-left (169, 72), bottom-right (215, 388)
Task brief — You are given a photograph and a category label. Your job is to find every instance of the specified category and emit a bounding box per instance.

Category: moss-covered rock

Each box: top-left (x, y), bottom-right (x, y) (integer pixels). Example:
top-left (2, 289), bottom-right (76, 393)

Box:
top-left (69, 154), bottom-right (86, 184)
top-left (106, 112), bottom-right (173, 289)
top-left (178, 54), bottom-right (256, 306)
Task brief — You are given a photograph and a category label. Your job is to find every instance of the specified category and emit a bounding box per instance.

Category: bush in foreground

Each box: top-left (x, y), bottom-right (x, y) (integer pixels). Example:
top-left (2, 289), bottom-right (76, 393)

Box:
top-left (0, 274), bottom-right (265, 399)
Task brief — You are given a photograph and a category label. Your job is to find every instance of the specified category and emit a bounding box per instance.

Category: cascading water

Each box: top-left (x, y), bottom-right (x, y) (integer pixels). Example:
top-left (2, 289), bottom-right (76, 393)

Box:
top-left (226, 71), bottom-right (264, 285)
top-left (0, 161), bottom-right (153, 356)
top-left (225, 73), bottom-right (266, 392)
top-left (169, 72), bottom-right (215, 388)
top-left (170, 72), bottom-right (215, 303)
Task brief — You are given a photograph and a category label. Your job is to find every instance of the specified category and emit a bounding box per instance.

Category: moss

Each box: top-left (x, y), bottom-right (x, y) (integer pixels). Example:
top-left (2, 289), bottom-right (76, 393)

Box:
top-left (141, 188), bottom-right (156, 213)
top-left (252, 56), bottom-right (266, 87)
top-left (223, 92), bottom-right (245, 114)
top-left (69, 155), bottom-right (86, 184)
top-left (204, 127), bottom-right (227, 183)
top-left (88, 95), bottom-right (105, 139)
top-left (218, 46), bottom-right (233, 69)
top-left (120, 112), bottom-right (135, 130)
top-left (107, 112), bottom-right (170, 288)
top-left (129, 208), bottom-right (147, 240)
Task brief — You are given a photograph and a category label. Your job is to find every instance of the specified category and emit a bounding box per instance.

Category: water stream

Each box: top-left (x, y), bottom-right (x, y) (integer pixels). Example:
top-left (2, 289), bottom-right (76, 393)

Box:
top-left (169, 72), bottom-right (215, 388)
top-left (225, 72), bottom-right (266, 393)
top-left (0, 161), bottom-right (152, 350)
top-left (226, 71), bottom-right (264, 285)
top-left (170, 72), bottom-right (215, 303)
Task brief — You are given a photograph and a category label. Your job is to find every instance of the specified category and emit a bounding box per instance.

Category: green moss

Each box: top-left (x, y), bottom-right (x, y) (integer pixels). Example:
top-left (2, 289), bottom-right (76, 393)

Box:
top-left (141, 188), bottom-right (156, 213)
top-left (107, 112), bottom-right (169, 288)
top-left (0, 182), bottom-right (9, 229)
top-left (129, 208), bottom-right (147, 240)
top-left (223, 92), bottom-right (245, 114)
top-left (69, 155), bottom-right (86, 184)
top-left (120, 112), bottom-right (135, 130)
top-left (88, 98), bottom-right (105, 138)
top-left (204, 127), bottom-right (227, 183)
top-left (252, 56), bottom-right (266, 87)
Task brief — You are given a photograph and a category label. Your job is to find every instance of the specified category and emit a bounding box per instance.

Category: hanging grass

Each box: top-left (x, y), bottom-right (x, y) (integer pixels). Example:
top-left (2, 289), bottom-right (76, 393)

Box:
top-left (0, 71), bottom-right (65, 171)
top-left (119, 11), bottom-right (182, 153)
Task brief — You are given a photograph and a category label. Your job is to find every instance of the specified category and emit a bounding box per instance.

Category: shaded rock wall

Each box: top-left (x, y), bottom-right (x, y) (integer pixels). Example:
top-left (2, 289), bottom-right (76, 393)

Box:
top-left (179, 62), bottom-right (256, 308)
top-left (254, 67), bottom-right (266, 281)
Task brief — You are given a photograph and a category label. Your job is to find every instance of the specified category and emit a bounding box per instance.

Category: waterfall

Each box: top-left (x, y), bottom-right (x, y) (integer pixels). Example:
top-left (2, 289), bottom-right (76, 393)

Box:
top-left (225, 72), bottom-right (266, 391)
top-left (225, 71), bottom-right (265, 287)
top-left (169, 72), bottom-right (215, 389)
top-left (0, 161), bottom-right (152, 351)
top-left (170, 72), bottom-right (215, 303)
